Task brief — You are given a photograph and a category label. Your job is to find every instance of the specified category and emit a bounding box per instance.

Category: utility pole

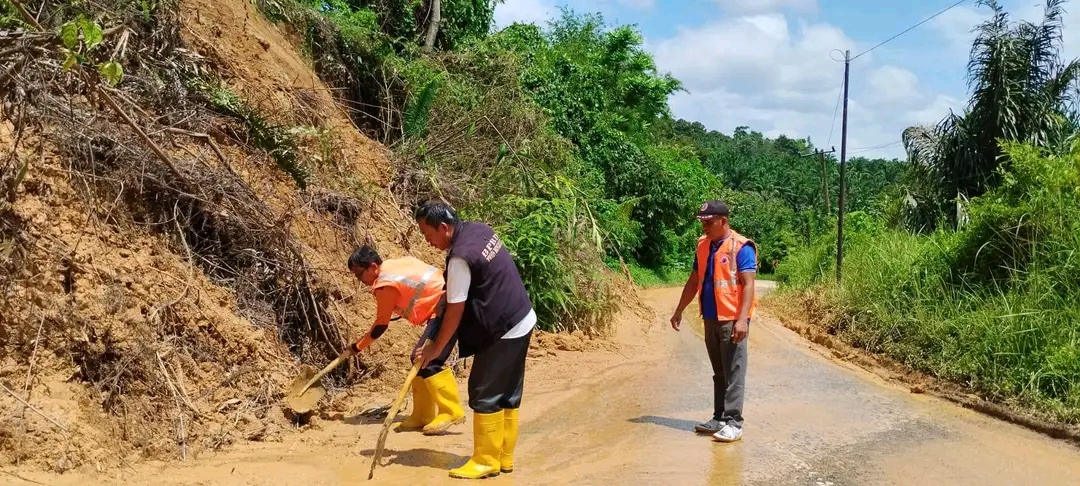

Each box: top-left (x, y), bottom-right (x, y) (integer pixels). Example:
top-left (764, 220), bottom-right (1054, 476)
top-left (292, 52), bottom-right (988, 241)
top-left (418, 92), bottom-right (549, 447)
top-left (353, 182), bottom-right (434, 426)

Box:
top-left (837, 50), bottom-right (850, 284)
top-left (818, 148), bottom-right (835, 216)
top-left (799, 147), bottom-right (836, 219)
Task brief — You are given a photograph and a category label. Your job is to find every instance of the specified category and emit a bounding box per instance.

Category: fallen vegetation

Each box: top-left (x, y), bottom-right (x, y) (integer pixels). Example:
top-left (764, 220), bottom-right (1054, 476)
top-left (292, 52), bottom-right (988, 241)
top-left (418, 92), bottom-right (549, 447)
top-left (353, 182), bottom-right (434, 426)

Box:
top-left (0, 0), bottom-right (437, 472)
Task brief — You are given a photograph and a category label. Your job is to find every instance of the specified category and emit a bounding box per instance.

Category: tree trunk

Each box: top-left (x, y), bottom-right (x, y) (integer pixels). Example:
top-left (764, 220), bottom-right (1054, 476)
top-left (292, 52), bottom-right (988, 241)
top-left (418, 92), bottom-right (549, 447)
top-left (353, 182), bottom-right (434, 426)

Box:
top-left (423, 0), bottom-right (441, 52)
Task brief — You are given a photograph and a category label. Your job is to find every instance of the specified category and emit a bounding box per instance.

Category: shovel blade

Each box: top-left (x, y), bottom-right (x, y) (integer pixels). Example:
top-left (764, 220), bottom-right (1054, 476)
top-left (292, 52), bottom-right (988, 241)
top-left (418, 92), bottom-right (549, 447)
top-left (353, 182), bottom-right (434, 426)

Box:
top-left (285, 365), bottom-right (326, 414)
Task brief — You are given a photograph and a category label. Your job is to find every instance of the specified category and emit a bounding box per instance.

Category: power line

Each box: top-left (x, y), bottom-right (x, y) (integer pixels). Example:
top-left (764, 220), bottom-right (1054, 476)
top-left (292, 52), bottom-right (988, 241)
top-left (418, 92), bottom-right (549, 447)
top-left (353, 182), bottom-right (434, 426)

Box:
top-left (851, 0), bottom-right (968, 61)
top-left (848, 140), bottom-right (903, 154)
top-left (826, 78), bottom-right (844, 149)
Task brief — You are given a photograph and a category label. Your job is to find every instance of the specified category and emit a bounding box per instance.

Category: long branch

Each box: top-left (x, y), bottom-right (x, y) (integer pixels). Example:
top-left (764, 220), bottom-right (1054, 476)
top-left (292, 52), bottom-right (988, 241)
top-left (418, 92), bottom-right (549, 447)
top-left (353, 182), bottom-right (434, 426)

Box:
top-left (8, 0), bottom-right (43, 31)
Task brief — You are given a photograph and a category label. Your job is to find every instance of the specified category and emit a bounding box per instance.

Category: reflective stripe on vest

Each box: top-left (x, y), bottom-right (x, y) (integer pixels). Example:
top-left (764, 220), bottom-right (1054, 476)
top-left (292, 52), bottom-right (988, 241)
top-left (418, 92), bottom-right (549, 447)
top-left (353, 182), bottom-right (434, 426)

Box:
top-left (373, 257), bottom-right (445, 325)
top-left (380, 266), bottom-right (438, 320)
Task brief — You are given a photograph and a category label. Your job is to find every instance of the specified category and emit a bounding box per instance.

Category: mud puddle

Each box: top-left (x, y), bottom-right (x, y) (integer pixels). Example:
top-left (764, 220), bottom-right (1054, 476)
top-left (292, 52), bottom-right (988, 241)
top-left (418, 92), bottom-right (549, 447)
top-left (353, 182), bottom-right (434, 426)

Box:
top-left (6, 283), bottom-right (1080, 485)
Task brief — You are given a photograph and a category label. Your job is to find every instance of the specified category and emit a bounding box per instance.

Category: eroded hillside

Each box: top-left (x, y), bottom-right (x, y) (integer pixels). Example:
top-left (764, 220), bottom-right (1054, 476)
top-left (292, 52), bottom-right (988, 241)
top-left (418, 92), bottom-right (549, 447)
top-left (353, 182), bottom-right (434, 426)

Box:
top-left (0, 0), bottom-right (480, 472)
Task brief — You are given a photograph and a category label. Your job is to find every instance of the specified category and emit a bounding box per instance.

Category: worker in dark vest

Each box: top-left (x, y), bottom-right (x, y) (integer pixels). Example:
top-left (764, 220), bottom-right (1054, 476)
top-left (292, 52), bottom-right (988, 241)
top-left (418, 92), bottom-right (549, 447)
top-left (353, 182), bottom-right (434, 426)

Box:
top-left (413, 200), bottom-right (535, 479)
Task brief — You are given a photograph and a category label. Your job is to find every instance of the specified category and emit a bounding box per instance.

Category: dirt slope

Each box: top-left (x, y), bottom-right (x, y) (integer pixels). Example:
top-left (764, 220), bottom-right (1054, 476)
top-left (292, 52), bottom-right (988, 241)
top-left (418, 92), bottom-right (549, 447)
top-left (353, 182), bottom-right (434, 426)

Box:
top-left (0, 0), bottom-right (614, 475)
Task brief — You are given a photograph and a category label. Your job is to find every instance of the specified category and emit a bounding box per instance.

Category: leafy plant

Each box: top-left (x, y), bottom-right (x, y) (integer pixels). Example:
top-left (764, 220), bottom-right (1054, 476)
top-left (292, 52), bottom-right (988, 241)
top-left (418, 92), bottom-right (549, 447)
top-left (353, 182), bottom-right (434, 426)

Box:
top-left (57, 15), bottom-right (125, 86)
top-left (403, 76), bottom-right (441, 139)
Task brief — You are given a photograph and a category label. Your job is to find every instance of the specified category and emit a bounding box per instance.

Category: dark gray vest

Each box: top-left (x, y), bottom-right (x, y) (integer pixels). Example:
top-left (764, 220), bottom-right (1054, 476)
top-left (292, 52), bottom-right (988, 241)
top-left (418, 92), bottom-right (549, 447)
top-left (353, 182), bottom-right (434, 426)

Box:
top-left (446, 222), bottom-right (532, 357)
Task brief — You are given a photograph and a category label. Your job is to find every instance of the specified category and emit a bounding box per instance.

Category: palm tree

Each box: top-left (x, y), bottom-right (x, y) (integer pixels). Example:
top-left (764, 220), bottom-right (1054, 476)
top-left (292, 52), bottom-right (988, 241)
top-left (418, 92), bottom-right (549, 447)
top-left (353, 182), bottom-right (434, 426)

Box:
top-left (901, 0), bottom-right (1080, 231)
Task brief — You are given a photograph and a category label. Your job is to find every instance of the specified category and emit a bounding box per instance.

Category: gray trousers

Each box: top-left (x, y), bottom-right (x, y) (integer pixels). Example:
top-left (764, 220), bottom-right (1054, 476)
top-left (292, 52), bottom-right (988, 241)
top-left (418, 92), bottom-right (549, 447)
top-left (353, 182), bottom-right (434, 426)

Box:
top-left (704, 319), bottom-right (747, 427)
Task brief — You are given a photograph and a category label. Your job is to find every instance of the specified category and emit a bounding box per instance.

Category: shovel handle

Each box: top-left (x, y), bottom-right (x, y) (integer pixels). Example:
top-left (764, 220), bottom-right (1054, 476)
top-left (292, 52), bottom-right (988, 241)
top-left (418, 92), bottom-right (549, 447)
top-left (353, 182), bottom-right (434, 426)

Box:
top-left (368, 338), bottom-right (434, 480)
top-left (296, 349), bottom-right (352, 397)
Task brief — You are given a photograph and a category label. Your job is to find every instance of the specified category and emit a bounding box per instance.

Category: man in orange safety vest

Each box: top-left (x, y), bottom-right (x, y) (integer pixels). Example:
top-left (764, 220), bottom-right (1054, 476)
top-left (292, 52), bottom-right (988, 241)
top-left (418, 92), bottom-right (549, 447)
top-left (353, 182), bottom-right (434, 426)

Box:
top-left (345, 245), bottom-right (465, 435)
top-left (669, 200), bottom-right (757, 443)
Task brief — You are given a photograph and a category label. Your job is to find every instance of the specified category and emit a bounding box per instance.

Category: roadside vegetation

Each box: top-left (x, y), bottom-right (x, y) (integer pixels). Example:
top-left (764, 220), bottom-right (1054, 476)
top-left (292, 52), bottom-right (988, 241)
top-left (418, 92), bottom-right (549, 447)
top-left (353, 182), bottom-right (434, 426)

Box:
top-left (779, 0), bottom-right (1080, 424)
top-left (248, 0), bottom-right (901, 333)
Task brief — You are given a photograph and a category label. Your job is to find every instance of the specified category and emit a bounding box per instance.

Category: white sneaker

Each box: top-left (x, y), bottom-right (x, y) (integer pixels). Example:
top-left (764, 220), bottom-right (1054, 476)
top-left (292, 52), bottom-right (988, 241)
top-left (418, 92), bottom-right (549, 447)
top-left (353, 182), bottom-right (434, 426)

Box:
top-left (712, 423), bottom-right (742, 442)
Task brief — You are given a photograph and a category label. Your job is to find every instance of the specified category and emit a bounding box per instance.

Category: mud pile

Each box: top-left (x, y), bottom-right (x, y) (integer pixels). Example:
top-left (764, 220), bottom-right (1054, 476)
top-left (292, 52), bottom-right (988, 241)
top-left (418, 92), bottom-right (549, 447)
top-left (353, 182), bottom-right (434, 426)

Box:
top-left (0, 0), bottom-right (527, 473)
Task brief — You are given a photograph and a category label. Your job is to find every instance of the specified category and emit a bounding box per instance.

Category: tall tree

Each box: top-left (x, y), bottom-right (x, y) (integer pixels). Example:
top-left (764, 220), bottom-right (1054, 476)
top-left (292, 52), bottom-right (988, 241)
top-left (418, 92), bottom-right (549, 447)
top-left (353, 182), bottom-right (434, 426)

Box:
top-left (902, 0), bottom-right (1080, 230)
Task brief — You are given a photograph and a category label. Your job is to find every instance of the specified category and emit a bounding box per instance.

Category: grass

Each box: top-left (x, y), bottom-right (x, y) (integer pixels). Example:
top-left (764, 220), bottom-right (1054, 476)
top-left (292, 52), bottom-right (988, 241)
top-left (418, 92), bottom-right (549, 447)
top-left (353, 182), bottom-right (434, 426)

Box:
top-left (777, 143), bottom-right (1080, 424)
top-left (194, 81), bottom-right (312, 188)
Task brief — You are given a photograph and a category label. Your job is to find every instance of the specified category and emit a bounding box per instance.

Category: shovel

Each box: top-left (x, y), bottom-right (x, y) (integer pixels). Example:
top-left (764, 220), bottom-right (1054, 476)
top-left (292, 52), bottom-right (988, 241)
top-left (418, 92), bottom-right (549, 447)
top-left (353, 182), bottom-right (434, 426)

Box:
top-left (368, 337), bottom-right (433, 480)
top-left (285, 349), bottom-right (353, 415)
top-left (286, 316), bottom-right (405, 414)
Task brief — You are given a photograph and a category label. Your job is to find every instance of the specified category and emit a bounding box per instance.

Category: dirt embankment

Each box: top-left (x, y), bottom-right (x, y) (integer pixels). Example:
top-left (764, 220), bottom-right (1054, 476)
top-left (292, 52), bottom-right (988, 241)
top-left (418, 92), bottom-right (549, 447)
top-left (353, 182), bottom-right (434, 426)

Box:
top-left (0, 0), bottom-right (626, 475)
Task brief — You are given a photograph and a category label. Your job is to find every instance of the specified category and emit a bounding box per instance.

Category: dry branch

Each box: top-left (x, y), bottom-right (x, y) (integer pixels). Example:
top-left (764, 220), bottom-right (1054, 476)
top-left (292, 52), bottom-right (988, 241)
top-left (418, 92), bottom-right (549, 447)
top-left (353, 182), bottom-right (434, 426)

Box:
top-left (23, 314), bottom-right (46, 394)
top-left (0, 382), bottom-right (69, 432)
top-left (95, 86), bottom-right (190, 185)
top-left (166, 127), bottom-right (228, 163)
top-left (155, 351), bottom-right (202, 418)
top-left (7, 0), bottom-right (43, 31)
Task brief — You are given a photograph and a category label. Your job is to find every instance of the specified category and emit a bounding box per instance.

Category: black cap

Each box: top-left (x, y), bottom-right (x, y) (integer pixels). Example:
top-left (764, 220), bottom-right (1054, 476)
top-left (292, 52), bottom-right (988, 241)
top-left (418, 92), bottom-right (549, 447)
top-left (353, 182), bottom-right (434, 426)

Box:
top-left (696, 200), bottom-right (730, 219)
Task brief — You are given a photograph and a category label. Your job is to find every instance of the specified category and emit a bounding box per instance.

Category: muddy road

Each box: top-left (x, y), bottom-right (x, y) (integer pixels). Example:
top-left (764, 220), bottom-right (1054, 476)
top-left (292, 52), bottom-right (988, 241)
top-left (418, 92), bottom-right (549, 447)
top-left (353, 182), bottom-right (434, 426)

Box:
top-left (9, 283), bottom-right (1080, 485)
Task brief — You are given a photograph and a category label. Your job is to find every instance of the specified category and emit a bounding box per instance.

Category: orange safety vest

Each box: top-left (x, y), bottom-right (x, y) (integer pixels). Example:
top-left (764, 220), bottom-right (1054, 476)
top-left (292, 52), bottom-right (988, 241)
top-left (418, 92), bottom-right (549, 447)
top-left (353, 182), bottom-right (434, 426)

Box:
top-left (371, 257), bottom-right (445, 326)
top-left (695, 230), bottom-right (758, 321)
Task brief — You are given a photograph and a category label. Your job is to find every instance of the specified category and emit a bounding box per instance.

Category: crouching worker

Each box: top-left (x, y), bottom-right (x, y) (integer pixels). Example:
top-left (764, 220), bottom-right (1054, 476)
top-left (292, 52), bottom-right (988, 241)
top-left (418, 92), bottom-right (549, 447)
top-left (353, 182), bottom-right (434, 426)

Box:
top-left (345, 246), bottom-right (465, 435)
top-left (414, 200), bottom-right (536, 479)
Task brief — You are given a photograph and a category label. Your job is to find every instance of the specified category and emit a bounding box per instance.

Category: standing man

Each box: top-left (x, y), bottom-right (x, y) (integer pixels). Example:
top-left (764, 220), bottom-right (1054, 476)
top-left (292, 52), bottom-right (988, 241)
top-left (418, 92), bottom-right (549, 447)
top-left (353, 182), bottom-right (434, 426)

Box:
top-left (414, 200), bottom-right (536, 479)
top-left (345, 245), bottom-right (465, 435)
top-left (669, 200), bottom-right (757, 443)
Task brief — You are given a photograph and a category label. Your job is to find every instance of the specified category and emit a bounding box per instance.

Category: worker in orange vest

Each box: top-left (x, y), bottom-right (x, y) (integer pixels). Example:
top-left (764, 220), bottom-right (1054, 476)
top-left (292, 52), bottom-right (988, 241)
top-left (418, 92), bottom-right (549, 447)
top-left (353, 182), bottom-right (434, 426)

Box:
top-left (669, 200), bottom-right (757, 443)
top-left (345, 246), bottom-right (465, 435)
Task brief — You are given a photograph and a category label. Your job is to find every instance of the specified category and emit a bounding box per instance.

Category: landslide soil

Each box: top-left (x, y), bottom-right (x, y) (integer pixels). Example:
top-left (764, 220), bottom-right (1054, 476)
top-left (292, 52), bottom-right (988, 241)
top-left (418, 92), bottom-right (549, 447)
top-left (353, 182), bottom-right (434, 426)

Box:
top-left (1, 0), bottom-right (602, 476)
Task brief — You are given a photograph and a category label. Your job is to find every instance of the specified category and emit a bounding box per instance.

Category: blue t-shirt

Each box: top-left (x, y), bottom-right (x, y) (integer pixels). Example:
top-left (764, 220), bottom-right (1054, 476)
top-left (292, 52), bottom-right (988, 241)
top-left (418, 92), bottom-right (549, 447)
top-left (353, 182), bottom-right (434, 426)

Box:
top-left (693, 238), bottom-right (756, 320)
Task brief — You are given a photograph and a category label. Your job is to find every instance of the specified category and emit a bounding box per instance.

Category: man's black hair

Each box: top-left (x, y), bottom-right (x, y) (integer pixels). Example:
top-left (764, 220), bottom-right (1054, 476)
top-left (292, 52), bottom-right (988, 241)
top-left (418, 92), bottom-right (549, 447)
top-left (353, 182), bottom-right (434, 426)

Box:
top-left (347, 245), bottom-right (382, 270)
top-left (414, 199), bottom-right (460, 227)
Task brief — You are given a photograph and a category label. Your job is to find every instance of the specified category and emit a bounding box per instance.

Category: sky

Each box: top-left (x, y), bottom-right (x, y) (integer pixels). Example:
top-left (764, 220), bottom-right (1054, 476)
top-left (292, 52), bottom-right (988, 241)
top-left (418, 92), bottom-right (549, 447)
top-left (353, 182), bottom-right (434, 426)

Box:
top-left (492, 0), bottom-right (1080, 160)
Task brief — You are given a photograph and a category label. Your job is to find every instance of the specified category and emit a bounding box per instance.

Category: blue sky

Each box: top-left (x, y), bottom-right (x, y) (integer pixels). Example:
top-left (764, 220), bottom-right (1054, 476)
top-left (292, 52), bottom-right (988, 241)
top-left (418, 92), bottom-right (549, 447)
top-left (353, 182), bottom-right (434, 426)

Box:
top-left (493, 0), bottom-right (1080, 160)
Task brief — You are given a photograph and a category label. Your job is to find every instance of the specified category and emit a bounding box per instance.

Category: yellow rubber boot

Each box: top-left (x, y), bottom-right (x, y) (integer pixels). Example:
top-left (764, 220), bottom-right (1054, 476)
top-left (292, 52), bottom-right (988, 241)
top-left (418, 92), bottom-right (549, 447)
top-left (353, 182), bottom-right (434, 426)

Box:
top-left (395, 376), bottom-right (435, 432)
top-left (500, 408), bottom-right (519, 473)
top-left (422, 368), bottom-right (466, 435)
top-left (449, 412), bottom-right (503, 479)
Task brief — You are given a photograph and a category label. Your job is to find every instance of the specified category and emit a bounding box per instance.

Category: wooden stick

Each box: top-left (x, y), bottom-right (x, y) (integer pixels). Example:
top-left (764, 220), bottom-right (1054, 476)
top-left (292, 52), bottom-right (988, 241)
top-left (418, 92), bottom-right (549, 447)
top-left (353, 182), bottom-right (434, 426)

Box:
top-left (155, 352), bottom-right (202, 418)
top-left (7, 0), bottom-right (42, 31)
top-left (0, 382), bottom-right (68, 432)
top-left (23, 314), bottom-right (45, 394)
top-left (165, 127), bottom-right (228, 164)
top-left (0, 469), bottom-right (47, 485)
top-left (368, 338), bottom-right (432, 480)
top-left (178, 407), bottom-right (188, 461)
top-left (94, 85), bottom-right (191, 185)
top-left (294, 350), bottom-right (351, 399)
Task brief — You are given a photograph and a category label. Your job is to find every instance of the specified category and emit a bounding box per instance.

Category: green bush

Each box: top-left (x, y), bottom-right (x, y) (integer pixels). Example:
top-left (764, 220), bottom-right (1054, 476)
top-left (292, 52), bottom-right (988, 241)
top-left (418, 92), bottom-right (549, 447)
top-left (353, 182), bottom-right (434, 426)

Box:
top-left (489, 196), bottom-right (616, 333)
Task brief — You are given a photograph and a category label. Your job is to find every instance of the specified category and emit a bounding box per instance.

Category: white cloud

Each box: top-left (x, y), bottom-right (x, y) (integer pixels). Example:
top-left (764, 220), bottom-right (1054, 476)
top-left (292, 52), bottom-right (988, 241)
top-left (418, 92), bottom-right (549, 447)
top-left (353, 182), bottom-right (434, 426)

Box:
top-left (867, 65), bottom-right (922, 108)
top-left (932, 1), bottom-right (1080, 60)
top-left (650, 14), bottom-right (959, 159)
top-left (492, 0), bottom-right (969, 159)
top-left (714, 0), bottom-right (817, 15)
top-left (494, 0), bottom-right (556, 28)
top-left (929, 5), bottom-right (984, 56)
